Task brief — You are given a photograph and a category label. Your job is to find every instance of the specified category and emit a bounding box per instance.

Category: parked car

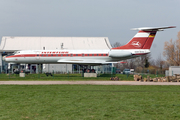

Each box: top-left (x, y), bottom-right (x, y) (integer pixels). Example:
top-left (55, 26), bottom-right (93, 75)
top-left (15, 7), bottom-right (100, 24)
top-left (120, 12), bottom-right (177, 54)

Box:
top-left (116, 69), bottom-right (121, 73)
top-left (123, 69), bottom-right (131, 74)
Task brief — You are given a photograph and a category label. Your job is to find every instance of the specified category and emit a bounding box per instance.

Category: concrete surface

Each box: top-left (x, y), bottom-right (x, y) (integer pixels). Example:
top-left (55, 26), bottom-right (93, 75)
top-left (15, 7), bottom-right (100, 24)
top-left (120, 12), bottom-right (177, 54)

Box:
top-left (1, 81), bottom-right (180, 85)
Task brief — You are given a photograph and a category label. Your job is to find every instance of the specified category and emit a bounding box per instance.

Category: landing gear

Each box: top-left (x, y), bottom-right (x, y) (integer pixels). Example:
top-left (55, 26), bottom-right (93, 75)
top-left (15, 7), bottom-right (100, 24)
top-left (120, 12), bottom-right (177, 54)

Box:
top-left (78, 65), bottom-right (96, 77)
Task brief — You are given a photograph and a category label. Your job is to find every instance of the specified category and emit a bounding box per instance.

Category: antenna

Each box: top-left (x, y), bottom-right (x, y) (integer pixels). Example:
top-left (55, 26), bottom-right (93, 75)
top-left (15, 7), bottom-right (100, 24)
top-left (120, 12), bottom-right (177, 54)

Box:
top-left (61, 43), bottom-right (64, 49)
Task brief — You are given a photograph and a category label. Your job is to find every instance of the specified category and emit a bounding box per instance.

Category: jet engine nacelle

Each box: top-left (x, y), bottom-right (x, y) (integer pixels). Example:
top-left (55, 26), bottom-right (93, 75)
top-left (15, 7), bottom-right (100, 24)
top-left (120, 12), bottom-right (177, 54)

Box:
top-left (109, 50), bottom-right (132, 57)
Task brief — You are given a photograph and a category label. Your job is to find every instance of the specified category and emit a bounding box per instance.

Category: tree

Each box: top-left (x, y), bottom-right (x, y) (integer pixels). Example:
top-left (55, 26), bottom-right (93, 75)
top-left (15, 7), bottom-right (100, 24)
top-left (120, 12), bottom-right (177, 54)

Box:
top-left (163, 31), bottom-right (180, 66)
top-left (156, 54), bottom-right (164, 69)
top-left (144, 58), bottom-right (150, 68)
top-left (111, 42), bottom-right (121, 48)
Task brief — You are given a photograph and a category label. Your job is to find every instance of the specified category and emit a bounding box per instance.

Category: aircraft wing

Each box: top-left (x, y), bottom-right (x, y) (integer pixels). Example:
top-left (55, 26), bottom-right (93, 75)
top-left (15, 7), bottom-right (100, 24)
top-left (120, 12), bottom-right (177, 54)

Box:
top-left (57, 59), bottom-right (117, 65)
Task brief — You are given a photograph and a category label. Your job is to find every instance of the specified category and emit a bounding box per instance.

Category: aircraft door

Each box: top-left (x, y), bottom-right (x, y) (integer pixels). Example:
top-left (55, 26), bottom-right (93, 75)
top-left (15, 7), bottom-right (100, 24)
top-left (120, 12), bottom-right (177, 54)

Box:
top-left (35, 52), bottom-right (40, 60)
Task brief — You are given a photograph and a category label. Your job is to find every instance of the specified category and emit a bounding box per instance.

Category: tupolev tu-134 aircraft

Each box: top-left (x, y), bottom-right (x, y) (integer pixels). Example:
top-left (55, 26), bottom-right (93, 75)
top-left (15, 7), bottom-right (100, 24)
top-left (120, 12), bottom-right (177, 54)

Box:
top-left (3, 26), bottom-right (175, 65)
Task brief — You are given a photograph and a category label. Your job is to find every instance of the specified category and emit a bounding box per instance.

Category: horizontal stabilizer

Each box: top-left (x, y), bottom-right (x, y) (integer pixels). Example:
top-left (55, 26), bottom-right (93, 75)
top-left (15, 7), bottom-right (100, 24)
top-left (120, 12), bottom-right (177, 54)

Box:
top-left (131, 26), bottom-right (176, 31)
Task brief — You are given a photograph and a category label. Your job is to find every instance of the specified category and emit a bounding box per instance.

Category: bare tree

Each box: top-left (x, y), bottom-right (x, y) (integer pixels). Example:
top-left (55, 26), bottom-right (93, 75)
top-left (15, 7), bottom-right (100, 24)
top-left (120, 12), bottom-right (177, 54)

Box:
top-left (163, 31), bottom-right (180, 66)
top-left (156, 54), bottom-right (164, 69)
top-left (149, 59), bottom-right (156, 66)
top-left (111, 42), bottom-right (121, 48)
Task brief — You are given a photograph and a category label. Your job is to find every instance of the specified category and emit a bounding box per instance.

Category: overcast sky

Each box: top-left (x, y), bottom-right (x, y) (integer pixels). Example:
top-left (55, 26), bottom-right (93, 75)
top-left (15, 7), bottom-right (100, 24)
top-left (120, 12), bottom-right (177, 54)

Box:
top-left (0, 0), bottom-right (179, 59)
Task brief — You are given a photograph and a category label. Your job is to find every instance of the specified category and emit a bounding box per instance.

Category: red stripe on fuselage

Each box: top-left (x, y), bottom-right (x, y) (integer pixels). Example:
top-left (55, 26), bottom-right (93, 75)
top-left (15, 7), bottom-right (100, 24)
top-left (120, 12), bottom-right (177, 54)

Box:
top-left (6, 53), bottom-right (109, 58)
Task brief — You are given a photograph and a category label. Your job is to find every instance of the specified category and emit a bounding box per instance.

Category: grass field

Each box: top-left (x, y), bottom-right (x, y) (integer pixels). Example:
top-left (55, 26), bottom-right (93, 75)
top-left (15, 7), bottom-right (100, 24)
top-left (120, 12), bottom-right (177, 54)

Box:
top-left (0, 85), bottom-right (180, 119)
top-left (0, 73), bottom-right (164, 81)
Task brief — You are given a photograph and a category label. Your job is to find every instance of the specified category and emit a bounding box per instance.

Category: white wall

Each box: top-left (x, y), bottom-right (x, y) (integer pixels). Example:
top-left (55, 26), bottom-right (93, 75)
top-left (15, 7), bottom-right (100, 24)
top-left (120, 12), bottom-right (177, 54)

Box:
top-left (43, 64), bottom-right (72, 73)
top-left (169, 66), bottom-right (180, 76)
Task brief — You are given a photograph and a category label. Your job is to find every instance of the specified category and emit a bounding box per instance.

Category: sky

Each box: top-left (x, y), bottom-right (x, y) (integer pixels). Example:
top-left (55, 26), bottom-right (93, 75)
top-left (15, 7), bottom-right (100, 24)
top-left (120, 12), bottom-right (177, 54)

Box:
top-left (0, 0), bottom-right (179, 60)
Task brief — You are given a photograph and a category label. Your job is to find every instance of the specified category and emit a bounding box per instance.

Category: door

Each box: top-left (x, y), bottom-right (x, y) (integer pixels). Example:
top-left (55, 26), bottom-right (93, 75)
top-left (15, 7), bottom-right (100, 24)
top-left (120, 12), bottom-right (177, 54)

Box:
top-left (35, 52), bottom-right (40, 60)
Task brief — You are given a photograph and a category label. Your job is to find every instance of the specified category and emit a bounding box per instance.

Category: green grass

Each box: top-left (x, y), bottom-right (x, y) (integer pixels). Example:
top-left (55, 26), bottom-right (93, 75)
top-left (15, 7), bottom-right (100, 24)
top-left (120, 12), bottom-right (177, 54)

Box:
top-left (0, 73), bottom-right (164, 81)
top-left (0, 85), bottom-right (180, 120)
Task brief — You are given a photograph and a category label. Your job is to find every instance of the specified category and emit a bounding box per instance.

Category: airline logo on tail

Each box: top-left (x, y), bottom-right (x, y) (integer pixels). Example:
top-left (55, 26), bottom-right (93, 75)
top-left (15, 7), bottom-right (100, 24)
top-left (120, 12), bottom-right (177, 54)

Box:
top-left (131, 41), bottom-right (142, 48)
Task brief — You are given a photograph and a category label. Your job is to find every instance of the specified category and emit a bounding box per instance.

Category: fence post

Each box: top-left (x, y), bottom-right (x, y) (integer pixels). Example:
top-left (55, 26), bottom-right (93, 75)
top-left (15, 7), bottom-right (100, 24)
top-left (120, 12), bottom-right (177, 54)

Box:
top-left (53, 70), bottom-right (54, 79)
top-left (9, 71), bottom-right (10, 79)
top-left (68, 71), bottom-right (69, 79)
top-left (156, 70), bottom-right (158, 77)
top-left (127, 73), bottom-right (129, 78)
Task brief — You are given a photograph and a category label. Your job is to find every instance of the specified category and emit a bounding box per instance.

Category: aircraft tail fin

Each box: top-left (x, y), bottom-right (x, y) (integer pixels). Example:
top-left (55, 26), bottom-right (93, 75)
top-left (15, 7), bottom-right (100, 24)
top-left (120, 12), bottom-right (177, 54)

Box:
top-left (112, 26), bottom-right (176, 50)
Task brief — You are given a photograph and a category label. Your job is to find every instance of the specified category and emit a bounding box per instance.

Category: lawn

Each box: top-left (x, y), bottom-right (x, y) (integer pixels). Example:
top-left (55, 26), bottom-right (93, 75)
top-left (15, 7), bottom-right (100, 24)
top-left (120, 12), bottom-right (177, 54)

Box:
top-left (0, 85), bottom-right (180, 119)
top-left (0, 73), bottom-right (164, 81)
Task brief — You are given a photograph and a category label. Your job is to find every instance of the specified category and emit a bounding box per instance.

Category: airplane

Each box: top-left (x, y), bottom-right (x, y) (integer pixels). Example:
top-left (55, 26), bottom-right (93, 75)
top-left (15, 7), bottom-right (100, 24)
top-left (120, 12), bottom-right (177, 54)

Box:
top-left (3, 26), bottom-right (175, 66)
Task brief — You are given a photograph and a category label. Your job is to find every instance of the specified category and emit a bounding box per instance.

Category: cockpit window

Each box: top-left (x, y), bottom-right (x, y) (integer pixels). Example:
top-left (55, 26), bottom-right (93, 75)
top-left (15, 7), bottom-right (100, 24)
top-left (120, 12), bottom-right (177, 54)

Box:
top-left (13, 51), bottom-right (20, 54)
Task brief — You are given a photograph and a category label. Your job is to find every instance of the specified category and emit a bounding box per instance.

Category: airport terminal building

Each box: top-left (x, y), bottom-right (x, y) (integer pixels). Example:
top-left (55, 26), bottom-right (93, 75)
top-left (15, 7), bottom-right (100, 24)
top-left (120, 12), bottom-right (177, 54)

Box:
top-left (0, 36), bottom-right (112, 73)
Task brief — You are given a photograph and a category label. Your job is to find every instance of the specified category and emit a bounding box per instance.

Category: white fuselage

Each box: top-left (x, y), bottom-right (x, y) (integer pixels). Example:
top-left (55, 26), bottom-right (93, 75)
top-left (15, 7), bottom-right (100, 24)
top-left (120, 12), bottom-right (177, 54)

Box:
top-left (4, 49), bottom-right (150, 65)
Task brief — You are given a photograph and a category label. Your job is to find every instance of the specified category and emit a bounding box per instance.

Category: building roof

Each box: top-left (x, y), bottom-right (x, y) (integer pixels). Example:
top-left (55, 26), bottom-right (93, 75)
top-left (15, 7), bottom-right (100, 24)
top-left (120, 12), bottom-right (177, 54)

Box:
top-left (0, 37), bottom-right (112, 52)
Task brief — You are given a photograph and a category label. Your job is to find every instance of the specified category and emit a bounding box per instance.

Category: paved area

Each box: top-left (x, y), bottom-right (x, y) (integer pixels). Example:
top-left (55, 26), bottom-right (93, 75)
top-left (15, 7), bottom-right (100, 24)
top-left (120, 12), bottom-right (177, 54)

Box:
top-left (0, 81), bottom-right (180, 85)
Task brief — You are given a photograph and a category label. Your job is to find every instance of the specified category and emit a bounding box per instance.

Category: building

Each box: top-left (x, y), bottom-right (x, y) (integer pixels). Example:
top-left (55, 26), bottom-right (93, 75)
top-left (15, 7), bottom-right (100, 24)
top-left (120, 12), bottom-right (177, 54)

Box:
top-left (0, 36), bottom-right (112, 73)
top-left (169, 66), bottom-right (180, 76)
